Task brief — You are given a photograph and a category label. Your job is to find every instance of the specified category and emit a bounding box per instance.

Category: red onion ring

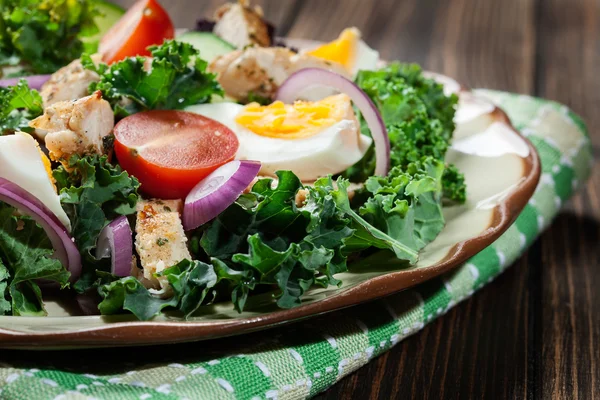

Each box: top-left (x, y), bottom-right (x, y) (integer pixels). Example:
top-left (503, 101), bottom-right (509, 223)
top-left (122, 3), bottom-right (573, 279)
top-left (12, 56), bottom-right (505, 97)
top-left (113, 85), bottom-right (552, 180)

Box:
top-left (96, 216), bottom-right (133, 277)
top-left (0, 75), bottom-right (51, 90)
top-left (0, 178), bottom-right (81, 281)
top-left (275, 68), bottom-right (390, 176)
top-left (183, 160), bottom-right (261, 231)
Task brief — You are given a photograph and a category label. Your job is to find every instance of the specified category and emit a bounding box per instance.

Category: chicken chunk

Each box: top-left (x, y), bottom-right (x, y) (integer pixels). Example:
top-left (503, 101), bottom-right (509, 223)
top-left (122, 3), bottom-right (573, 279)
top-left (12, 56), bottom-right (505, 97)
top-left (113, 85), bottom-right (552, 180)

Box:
top-left (40, 54), bottom-right (102, 107)
top-left (209, 47), bottom-right (349, 101)
top-left (135, 199), bottom-right (191, 294)
top-left (29, 91), bottom-right (114, 163)
top-left (213, 0), bottom-right (271, 48)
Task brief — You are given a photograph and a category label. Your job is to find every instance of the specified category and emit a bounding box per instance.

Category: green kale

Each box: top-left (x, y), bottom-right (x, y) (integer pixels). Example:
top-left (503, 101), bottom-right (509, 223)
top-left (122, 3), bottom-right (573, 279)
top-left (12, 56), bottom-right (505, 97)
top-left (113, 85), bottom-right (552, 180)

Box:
top-left (0, 79), bottom-right (43, 135)
top-left (83, 40), bottom-right (223, 117)
top-left (198, 171), bottom-right (355, 311)
top-left (350, 63), bottom-right (467, 203)
top-left (52, 154), bottom-right (140, 290)
top-left (0, 0), bottom-right (98, 75)
top-left (359, 157), bottom-right (445, 252)
top-left (97, 259), bottom-right (218, 320)
top-left (0, 204), bottom-right (70, 316)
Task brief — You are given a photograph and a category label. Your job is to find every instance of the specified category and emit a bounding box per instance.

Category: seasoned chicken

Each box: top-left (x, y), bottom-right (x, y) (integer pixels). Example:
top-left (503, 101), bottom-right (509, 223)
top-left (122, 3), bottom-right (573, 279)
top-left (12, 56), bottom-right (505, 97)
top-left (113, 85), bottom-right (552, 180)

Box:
top-left (135, 199), bottom-right (191, 294)
top-left (40, 54), bottom-right (102, 107)
top-left (29, 91), bottom-right (114, 163)
top-left (213, 0), bottom-right (271, 48)
top-left (209, 47), bottom-right (349, 101)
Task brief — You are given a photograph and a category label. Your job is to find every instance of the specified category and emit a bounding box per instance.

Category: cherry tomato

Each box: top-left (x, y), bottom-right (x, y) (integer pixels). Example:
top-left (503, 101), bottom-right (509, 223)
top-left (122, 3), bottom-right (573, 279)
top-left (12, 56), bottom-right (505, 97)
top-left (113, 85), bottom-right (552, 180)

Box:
top-left (99, 0), bottom-right (174, 64)
top-left (114, 110), bottom-right (240, 199)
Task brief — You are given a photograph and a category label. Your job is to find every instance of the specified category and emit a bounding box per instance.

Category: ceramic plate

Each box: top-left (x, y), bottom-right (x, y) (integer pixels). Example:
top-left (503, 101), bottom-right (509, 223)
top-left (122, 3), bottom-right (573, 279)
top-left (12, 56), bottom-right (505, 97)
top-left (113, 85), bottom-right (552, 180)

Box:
top-left (0, 40), bottom-right (541, 349)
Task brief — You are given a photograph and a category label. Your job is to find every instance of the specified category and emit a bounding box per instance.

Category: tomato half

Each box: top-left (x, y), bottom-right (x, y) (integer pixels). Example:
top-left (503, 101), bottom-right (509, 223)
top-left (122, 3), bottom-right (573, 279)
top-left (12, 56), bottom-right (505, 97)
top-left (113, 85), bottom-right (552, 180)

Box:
top-left (114, 110), bottom-right (240, 199)
top-left (99, 0), bottom-right (174, 64)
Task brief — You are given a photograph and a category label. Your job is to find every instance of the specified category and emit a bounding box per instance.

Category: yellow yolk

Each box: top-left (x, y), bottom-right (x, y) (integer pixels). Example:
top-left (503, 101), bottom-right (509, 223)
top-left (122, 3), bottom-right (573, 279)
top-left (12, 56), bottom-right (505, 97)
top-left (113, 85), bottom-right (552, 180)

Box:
top-left (305, 28), bottom-right (360, 72)
top-left (28, 134), bottom-right (56, 192)
top-left (235, 94), bottom-right (351, 139)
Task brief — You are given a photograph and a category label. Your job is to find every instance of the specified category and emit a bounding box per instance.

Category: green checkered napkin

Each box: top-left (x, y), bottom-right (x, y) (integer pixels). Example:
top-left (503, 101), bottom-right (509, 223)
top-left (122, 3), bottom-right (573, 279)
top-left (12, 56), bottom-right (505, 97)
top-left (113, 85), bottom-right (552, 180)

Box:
top-left (0, 91), bottom-right (593, 400)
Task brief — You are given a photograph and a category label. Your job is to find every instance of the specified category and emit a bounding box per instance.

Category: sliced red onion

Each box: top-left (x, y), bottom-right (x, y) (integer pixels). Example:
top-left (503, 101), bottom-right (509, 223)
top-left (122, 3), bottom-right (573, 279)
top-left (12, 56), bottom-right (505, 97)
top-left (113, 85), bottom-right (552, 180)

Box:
top-left (96, 216), bottom-right (133, 277)
top-left (276, 68), bottom-right (390, 176)
top-left (183, 160), bottom-right (261, 231)
top-left (0, 75), bottom-right (51, 90)
top-left (0, 178), bottom-right (81, 281)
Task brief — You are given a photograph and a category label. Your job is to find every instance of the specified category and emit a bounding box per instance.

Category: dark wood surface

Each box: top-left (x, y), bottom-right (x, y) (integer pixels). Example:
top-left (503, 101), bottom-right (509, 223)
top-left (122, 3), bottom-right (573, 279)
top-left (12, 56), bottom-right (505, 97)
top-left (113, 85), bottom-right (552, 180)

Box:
top-left (113, 0), bottom-right (600, 398)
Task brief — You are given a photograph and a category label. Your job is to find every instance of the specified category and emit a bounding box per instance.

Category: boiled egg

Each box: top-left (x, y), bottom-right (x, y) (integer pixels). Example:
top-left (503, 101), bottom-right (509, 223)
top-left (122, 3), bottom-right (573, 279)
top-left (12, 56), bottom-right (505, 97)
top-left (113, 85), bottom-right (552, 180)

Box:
top-left (0, 133), bottom-right (71, 231)
top-left (304, 27), bottom-right (380, 77)
top-left (186, 94), bottom-right (372, 182)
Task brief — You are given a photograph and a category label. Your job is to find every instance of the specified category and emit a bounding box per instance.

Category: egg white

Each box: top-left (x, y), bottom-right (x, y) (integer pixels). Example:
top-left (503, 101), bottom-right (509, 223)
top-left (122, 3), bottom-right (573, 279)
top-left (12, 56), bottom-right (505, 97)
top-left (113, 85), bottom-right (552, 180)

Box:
top-left (185, 103), bottom-right (372, 182)
top-left (0, 133), bottom-right (71, 231)
top-left (350, 40), bottom-right (380, 77)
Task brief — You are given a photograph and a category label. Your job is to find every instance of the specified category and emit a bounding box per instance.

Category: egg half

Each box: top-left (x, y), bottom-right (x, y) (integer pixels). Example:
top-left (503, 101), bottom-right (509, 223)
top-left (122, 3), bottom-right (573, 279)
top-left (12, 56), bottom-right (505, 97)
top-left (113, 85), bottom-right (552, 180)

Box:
top-left (0, 132), bottom-right (71, 231)
top-left (186, 94), bottom-right (372, 182)
top-left (304, 27), bottom-right (380, 77)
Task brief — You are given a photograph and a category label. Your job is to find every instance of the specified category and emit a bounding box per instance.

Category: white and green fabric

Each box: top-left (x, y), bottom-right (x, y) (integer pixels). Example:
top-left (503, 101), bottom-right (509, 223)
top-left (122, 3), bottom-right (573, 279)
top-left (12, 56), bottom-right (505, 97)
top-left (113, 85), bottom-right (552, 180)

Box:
top-left (0, 91), bottom-right (593, 400)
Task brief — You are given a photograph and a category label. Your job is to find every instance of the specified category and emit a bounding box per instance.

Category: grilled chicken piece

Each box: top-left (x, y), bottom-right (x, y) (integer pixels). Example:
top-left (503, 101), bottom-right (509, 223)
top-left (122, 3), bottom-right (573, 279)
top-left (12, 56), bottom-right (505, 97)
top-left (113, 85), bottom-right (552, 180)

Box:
top-left (40, 54), bottom-right (102, 107)
top-left (213, 0), bottom-right (271, 48)
top-left (29, 91), bottom-right (114, 163)
top-left (209, 47), bottom-right (349, 101)
top-left (135, 199), bottom-right (191, 294)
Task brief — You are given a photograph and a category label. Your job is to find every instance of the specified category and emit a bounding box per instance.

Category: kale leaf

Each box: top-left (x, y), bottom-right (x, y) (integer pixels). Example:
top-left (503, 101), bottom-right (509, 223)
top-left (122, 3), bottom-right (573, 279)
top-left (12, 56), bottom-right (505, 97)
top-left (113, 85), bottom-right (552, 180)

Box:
top-left (349, 63), bottom-right (466, 203)
top-left (83, 40), bottom-right (223, 117)
top-left (53, 154), bottom-right (140, 291)
top-left (0, 204), bottom-right (70, 316)
top-left (0, 79), bottom-right (43, 135)
top-left (0, 0), bottom-right (98, 75)
top-left (97, 259), bottom-right (218, 321)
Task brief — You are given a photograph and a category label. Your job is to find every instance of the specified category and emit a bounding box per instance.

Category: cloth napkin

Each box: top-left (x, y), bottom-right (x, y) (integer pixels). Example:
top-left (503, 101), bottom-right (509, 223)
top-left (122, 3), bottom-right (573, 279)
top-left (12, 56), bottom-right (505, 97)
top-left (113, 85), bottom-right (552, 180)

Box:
top-left (0, 90), bottom-right (593, 400)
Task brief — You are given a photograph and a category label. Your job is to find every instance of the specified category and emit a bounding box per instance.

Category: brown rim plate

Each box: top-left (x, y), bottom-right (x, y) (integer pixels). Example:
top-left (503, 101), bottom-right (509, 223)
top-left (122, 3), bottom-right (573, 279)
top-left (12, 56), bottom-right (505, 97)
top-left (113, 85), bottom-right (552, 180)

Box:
top-left (0, 40), bottom-right (541, 350)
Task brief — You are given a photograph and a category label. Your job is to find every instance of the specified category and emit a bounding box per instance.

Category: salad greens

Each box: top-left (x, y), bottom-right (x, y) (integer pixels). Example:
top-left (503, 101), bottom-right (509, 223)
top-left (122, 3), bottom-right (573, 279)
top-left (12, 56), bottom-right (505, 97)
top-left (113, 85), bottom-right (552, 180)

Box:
top-left (0, 204), bottom-right (70, 316)
top-left (52, 155), bottom-right (140, 290)
top-left (347, 63), bottom-right (466, 203)
top-left (0, 0), bottom-right (98, 75)
top-left (0, 28), bottom-right (465, 318)
top-left (96, 154), bottom-right (448, 320)
top-left (0, 79), bottom-right (43, 135)
top-left (83, 40), bottom-right (223, 118)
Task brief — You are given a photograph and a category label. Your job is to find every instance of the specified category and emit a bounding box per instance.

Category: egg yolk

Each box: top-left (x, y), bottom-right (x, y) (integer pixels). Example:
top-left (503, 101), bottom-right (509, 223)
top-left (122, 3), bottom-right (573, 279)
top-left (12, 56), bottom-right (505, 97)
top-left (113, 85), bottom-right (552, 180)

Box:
top-left (235, 94), bottom-right (351, 139)
top-left (305, 27), bottom-right (360, 71)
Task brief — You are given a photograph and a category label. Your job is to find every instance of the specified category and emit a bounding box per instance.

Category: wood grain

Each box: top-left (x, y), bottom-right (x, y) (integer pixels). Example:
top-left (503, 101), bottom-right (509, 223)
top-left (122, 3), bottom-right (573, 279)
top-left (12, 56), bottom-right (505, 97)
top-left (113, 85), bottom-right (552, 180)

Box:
top-left (111, 0), bottom-right (599, 398)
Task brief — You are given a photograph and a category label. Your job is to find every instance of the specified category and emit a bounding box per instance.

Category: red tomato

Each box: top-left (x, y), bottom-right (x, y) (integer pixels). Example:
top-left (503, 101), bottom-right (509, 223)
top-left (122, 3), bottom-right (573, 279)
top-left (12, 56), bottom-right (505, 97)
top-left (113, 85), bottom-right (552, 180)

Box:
top-left (99, 0), bottom-right (174, 64)
top-left (114, 110), bottom-right (240, 199)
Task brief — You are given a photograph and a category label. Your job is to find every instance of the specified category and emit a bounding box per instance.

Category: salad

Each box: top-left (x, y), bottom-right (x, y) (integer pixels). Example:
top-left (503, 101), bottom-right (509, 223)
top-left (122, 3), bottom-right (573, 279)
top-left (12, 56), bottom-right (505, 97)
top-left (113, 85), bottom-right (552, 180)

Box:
top-left (0, 0), bottom-right (465, 320)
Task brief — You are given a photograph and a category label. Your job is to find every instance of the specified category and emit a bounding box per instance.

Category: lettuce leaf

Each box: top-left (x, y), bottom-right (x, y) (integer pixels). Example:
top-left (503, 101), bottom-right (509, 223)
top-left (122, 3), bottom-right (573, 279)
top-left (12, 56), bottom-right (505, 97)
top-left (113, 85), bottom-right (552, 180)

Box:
top-left (0, 204), bottom-right (70, 316)
top-left (0, 79), bottom-right (43, 135)
top-left (83, 40), bottom-right (223, 117)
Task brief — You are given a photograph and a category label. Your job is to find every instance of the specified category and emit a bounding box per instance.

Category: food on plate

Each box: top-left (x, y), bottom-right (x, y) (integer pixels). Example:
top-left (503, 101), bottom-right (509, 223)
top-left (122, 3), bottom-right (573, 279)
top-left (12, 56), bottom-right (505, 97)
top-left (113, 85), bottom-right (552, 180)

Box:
top-left (0, 0), bottom-right (98, 75)
top-left (39, 55), bottom-right (103, 107)
top-left (113, 110), bottom-right (240, 199)
top-left (213, 0), bottom-right (272, 48)
top-left (186, 94), bottom-right (372, 181)
top-left (30, 91), bottom-right (114, 163)
top-left (209, 47), bottom-right (349, 101)
top-left (99, 0), bottom-right (174, 64)
top-left (0, 133), bottom-right (71, 230)
top-left (134, 199), bottom-right (191, 293)
top-left (0, 0), bottom-right (466, 320)
top-left (304, 27), bottom-right (380, 78)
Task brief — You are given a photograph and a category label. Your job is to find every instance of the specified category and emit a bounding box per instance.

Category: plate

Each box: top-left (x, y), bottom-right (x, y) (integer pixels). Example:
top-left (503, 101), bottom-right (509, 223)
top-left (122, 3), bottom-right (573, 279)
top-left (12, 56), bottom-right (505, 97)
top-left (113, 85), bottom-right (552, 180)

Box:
top-left (0, 41), bottom-right (540, 349)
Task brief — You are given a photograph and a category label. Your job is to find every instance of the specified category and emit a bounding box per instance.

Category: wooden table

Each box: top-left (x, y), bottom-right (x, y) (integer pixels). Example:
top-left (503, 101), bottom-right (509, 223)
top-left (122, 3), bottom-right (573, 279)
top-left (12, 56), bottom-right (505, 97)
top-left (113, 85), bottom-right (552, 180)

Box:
top-left (113, 0), bottom-right (599, 397)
